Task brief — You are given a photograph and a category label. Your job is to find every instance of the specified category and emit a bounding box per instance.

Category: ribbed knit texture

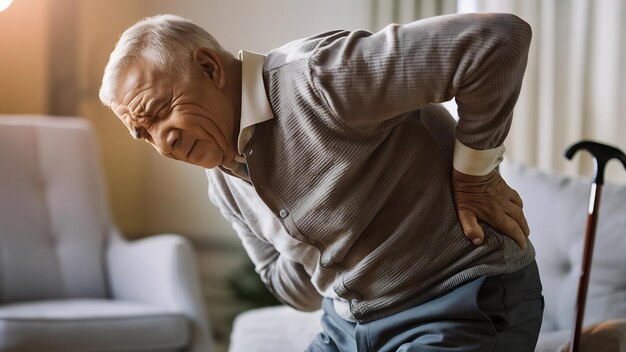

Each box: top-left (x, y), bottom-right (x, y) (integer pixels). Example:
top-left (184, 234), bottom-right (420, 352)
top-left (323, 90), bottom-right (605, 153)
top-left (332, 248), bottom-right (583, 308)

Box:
top-left (207, 13), bottom-right (535, 322)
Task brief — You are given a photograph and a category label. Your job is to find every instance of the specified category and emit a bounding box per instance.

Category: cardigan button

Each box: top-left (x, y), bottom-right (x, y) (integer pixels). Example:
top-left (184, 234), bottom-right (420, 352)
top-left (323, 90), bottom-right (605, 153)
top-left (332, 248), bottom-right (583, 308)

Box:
top-left (279, 209), bottom-right (289, 218)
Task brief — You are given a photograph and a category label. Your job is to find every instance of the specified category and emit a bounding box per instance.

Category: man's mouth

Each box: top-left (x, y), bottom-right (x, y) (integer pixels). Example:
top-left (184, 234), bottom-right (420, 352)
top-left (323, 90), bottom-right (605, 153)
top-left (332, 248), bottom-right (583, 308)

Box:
top-left (186, 140), bottom-right (197, 161)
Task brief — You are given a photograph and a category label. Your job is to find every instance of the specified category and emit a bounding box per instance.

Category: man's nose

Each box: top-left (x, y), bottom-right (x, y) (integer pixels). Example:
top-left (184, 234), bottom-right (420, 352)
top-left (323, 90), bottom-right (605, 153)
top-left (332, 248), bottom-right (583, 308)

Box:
top-left (153, 127), bottom-right (181, 155)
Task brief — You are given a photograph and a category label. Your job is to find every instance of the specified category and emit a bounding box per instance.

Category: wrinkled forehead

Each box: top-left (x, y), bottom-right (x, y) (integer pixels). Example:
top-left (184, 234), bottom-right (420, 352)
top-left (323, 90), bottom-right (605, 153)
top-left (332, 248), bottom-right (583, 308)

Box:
top-left (111, 60), bottom-right (178, 117)
top-left (111, 59), bottom-right (153, 108)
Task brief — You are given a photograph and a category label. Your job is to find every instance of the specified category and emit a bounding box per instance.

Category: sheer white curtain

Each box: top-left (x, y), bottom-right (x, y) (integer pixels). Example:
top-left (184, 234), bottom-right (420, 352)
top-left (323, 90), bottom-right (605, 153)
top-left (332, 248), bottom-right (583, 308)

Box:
top-left (466, 0), bottom-right (626, 183)
top-left (368, 0), bottom-right (457, 30)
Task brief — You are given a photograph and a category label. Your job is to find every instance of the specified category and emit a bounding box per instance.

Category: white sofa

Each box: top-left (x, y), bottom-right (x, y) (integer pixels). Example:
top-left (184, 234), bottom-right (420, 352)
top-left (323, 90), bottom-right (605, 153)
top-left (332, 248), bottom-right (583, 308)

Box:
top-left (0, 116), bottom-right (214, 351)
top-left (228, 160), bottom-right (626, 352)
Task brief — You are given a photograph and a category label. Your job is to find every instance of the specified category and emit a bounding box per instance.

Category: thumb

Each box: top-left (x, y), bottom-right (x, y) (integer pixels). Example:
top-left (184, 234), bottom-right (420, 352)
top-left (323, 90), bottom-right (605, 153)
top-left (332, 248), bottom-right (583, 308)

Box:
top-left (458, 209), bottom-right (485, 245)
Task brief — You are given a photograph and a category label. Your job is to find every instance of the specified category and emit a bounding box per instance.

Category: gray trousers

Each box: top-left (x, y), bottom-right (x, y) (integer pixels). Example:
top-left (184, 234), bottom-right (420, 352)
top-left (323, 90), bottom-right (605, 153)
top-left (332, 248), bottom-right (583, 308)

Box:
top-left (307, 261), bottom-right (544, 352)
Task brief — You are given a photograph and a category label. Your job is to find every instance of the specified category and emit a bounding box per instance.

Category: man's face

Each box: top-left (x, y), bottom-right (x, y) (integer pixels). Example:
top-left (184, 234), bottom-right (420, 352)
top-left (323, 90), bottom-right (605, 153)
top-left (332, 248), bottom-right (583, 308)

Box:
top-left (109, 53), bottom-right (237, 169)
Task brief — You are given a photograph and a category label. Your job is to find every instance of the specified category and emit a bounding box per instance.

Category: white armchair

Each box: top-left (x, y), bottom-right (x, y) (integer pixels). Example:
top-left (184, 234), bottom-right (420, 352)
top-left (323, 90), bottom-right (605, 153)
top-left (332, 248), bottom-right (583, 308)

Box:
top-left (0, 116), bottom-right (213, 351)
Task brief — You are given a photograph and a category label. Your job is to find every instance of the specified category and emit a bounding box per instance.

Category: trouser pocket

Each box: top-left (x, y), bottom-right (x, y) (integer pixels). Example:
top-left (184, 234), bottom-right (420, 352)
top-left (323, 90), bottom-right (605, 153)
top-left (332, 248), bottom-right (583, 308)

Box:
top-left (477, 261), bottom-right (545, 351)
top-left (478, 261), bottom-right (543, 331)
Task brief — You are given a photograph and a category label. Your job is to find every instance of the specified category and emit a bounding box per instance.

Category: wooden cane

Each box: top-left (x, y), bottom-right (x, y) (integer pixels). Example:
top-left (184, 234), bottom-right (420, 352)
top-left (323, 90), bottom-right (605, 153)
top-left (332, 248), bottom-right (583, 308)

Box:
top-left (565, 141), bottom-right (626, 352)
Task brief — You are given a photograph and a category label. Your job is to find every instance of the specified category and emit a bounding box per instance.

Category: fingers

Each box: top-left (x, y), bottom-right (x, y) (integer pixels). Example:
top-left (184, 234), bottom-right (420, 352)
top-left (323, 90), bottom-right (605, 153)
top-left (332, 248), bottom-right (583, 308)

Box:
top-left (499, 180), bottom-right (531, 245)
top-left (491, 211), bottom-right (528, 250)
top-left (452, 169), bottom-right (530, 250)
top-left (506, 216), bottom-right (527, 249)
top-left (457, 209), bottom-right (485, 245)
top-left (503, 200), bottom-right (530, 238)
top-left (509, 189), bottom-right (524, 208)
top-left (461, 204), bottom-right (529, 249)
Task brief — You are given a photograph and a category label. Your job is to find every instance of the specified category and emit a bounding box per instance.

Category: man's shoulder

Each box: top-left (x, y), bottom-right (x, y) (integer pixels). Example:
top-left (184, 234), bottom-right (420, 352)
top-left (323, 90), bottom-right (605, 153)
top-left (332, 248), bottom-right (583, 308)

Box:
top-left (264, 29), bottom-right (350, 71)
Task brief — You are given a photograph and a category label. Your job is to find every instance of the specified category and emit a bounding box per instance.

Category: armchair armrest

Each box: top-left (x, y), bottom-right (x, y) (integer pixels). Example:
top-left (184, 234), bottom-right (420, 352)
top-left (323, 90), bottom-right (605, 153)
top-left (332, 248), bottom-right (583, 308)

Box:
top-left (106, 232), bottom-right (213, 352)
top-left (559, 319), bottom-right (626, 352)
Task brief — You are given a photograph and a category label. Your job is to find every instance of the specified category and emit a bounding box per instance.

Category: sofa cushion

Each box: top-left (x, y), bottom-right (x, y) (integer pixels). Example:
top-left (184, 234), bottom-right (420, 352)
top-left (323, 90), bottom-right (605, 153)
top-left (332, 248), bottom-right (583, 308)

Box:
top-left (535, 330), bottom-right (571, 352)
top-left (500, 160), bottom-right (626, 332)
top-left (229, 306), bottom-right (322, 352)
top-left (0, 299), bottom-right (189, 351)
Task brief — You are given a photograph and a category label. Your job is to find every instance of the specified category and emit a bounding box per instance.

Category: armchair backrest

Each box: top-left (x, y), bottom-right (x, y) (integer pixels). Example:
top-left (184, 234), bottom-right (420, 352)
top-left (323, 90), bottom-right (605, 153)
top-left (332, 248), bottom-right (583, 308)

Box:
top-left (0, 116), bottom-right (111, 302)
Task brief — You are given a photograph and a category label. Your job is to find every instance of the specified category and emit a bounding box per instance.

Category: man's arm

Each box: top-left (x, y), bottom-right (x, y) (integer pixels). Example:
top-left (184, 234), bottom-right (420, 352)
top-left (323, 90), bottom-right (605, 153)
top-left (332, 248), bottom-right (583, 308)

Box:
top-left (207, 179), bottom-right (322, 311)
top-left (308, 13), bottom-right (532, 247)
top-left (228, 216), bottom-right (323, 311)
top-left (309, 12), bottom-right (531, 144)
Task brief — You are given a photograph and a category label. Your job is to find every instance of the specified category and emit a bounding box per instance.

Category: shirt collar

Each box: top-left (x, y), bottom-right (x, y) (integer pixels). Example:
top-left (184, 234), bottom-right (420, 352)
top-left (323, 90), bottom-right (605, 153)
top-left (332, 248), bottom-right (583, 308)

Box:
top-left (237, 50), bottom-right (274, 155)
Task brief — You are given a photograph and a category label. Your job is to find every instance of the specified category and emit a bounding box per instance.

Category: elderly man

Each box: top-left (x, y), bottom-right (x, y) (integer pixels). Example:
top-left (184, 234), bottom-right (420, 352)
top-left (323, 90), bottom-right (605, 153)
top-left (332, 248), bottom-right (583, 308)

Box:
top-left (100, 13), bottom-right (542, 351)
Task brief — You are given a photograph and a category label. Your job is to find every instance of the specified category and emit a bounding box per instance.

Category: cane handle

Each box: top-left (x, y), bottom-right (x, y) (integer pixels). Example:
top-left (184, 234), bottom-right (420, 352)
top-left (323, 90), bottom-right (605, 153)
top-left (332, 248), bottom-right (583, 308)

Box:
top-left (565, 140), bottom-right (626, 185)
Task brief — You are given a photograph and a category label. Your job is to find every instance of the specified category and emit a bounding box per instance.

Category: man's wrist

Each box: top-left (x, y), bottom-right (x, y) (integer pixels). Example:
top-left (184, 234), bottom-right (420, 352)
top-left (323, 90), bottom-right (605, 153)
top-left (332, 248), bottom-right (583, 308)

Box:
top-left (453, 139), bottom-right (505, 176)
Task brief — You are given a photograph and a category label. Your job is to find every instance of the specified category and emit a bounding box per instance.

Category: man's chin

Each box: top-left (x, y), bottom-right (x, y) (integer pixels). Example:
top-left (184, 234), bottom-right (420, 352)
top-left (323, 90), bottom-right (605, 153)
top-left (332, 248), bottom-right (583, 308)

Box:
top-left (185, 159), bottom-right (219, 169)
top-left (185, 154), bottom-right (223, 169)
top-left (184, 140), bottom-right (224, 169)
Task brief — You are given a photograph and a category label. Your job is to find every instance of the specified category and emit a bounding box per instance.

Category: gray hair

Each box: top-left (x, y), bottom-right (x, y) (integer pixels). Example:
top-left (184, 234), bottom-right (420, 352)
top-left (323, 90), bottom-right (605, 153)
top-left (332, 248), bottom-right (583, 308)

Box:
top-left (99, 14), bottom-right (227, 106)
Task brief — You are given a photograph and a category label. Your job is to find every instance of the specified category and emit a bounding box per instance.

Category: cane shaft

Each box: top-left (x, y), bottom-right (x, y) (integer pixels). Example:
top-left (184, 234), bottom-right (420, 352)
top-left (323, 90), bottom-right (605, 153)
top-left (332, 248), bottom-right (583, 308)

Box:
top-left (570, 184), bottom-right (602, 352)
top-left (564, 140), bottom-right (626, 352)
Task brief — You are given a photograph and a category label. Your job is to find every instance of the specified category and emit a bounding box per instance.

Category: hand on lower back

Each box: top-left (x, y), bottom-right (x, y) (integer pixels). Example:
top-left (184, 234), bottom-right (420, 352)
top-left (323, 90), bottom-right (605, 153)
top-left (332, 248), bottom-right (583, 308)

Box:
top-left (452, 168), bottom-right (530, 249)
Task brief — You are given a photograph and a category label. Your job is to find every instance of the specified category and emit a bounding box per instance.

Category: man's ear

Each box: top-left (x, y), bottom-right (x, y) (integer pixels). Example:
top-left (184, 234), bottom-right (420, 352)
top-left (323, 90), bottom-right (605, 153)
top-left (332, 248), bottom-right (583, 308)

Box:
top-left (192, 47), bottom-right (226, 89)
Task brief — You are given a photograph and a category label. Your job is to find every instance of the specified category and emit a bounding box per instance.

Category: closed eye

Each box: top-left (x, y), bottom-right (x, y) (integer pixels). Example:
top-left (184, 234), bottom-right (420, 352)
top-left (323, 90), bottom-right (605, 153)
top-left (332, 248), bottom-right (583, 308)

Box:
top-left (129, 124), bottom-right (150, 141)
top-left (129, 124), bottom-right (141, 139)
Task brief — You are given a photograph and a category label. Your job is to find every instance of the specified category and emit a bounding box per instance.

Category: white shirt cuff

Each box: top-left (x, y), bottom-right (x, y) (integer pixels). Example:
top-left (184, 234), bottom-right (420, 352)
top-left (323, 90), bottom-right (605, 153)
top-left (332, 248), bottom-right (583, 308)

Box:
top-left (453, 139), bottom-right (505, 176)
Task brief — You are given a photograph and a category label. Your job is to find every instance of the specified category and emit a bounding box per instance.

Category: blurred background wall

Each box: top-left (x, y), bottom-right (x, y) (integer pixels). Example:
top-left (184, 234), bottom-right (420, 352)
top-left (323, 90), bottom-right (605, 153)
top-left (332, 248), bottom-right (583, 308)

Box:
top-left (0, 0), bottom-right (50, 115)
top-left (0, 0), bottom-right (376, 242)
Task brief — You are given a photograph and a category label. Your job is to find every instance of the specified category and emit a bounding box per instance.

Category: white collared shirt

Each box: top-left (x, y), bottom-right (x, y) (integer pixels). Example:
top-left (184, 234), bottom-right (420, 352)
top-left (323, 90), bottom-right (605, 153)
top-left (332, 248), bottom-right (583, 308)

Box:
top-left (222, 51), bottom-right (275, 179)
top-left (237, 51), bottom-right (274, 156)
